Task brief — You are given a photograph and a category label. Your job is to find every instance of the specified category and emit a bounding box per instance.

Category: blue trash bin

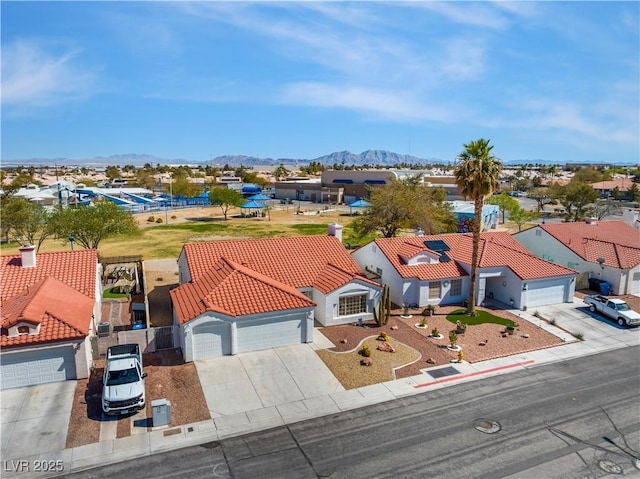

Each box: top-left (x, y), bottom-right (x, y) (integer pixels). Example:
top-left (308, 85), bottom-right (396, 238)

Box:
top-left (599, 282), bottom-right (611, 295)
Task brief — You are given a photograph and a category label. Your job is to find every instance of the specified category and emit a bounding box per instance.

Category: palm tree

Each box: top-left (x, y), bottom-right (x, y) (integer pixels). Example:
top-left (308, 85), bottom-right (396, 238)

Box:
top-left (454, 139), bottom-right (503, 315)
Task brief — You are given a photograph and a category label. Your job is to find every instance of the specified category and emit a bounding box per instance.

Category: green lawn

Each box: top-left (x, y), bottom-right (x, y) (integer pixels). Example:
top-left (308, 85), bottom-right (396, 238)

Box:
top-left (102, 287), bottom-right (129, 299)
top-left (446, 309), bottom-right (516, 327)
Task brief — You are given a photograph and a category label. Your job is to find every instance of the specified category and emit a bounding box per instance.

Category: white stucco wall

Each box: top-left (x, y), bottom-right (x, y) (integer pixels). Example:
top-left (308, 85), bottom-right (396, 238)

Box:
top-left (321, 281), bottom-right (379, 326)
top-left (177, 250), bottom-right (191, 284)
top-left (352, 243), bottom-right (404, 306)
top-left (515, 227), bottom-right (631, 294)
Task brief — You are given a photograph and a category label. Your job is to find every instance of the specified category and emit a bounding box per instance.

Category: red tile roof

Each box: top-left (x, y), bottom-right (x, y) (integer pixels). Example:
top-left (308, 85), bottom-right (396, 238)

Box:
top-left (1, 249), bottom-right (98, 300)
top-left (539, 221), bottom-right (640, 268)
top-left (170, 257), bottom-right (316, 324)
top-left (375, 231), bottom-right (575, 280)
top-left (182, 236), bottom-right (366, 287)
top-left (1, 249), bottom-right (98, 347)
top-left (1, 276), bottom-right (95, 347)
top-left (174, 236), bottom-right (379, 323)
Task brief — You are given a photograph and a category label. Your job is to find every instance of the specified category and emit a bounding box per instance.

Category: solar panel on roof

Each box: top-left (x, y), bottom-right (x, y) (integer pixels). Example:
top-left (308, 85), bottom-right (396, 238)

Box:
top-left (439, 252), bottom-right (451, 262)
top-left (424, 240), bottom-right (450, 252)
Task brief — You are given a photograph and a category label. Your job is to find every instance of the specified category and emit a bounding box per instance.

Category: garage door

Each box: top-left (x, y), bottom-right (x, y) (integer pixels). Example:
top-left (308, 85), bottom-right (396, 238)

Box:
top-left (191, 322), bottom-right (231, 360)
top-left (525, 283), bottom-right (566, 308)
top-left (1, 346), bottom-right (76, 390)
top-left (632, 272), bottom-right (640, 294)
top-left (236, 317), bottom-right (304, 354)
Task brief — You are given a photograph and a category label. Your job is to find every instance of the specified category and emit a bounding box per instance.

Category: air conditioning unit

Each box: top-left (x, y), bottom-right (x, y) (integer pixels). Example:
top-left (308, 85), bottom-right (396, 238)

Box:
top-left (97, 322), bottom-right (111, 337)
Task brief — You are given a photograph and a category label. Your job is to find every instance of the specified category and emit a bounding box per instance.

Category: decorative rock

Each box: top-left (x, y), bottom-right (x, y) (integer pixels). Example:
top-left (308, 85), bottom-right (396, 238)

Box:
top-left (390, 325), bottom-right (399, 331)
top-left (377, 341), bottom-right (395, 353)
top-left (426, 357), bottom-right (436, 364)
top-left (360, 357), bottom-right (372, 366)
top-left (522, 334), bottom-right (530, 338)
top-left (340, 339), bottom-right (348, 344)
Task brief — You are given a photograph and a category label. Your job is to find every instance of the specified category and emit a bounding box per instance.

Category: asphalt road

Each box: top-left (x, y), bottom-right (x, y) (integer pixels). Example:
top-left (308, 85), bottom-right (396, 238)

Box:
top-left (63, 346), bottom-right (640, 479)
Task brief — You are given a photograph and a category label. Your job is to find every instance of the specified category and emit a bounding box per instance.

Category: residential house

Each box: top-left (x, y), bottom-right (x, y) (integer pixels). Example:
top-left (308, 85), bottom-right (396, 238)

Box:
top-left (0, 247), bottom-right (101, 389)
top-left (352, 232), bottom-right (576, 311)
top-left (514, 220), bottom-right (640, 294)
top-left (170, 234), bottom-right (381, 361)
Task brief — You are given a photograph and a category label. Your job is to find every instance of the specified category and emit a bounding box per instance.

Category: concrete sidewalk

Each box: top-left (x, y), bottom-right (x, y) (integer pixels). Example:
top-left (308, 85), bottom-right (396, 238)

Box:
top-left (2, 303), bottom-right (639, 479)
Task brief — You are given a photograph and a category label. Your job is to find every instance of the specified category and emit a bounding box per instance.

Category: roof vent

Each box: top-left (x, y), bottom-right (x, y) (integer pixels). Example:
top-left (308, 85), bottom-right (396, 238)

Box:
top-left (18, 245), bottom-right (37, 268)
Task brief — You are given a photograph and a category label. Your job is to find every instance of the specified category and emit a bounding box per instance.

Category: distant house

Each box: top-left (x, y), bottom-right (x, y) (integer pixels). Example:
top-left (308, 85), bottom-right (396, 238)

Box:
top-left (352, 232), bottom-right (576, 311)
top-left (170, 234), bottom-right (381, 361)
top-left (514, 220), bottom-right (640, 295)
top-left (0, 247), bottom-right (101, 389)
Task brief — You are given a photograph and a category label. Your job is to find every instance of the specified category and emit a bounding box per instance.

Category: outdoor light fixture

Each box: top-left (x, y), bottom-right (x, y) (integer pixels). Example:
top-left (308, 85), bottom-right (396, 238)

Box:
top-left (597, 257), bottom-right (605, 269)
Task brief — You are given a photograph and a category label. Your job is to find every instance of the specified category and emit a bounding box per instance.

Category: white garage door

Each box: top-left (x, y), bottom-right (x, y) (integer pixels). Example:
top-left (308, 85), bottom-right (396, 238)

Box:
top-left (526, 283), bottom-right (566, 308)
top-left (191, 322), bottom-right (231, 360)
top-left (632, 272), bottom-right (640, 294)
top-left (1, 346), bottom-right (76, 390)
top-left (237, 317), bottom-right (304, 354)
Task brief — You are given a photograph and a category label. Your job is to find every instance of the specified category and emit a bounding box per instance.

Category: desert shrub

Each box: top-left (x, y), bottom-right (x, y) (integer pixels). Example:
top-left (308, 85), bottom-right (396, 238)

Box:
top-left (147, 215), bottom-right (155, 222)
top-left (359, 344), bottom-right (371, 357)
top-left (171, 215), bottom-right (177, 219)
top-left (156, 217), bottom-right (163, 223)
top-left (376, 332), bottom-right (389, 342)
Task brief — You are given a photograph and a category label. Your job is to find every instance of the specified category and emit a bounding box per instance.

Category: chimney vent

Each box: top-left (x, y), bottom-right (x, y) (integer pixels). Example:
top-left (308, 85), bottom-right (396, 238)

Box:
top-left (328, 223), bottom-right (343, 243)
top-left (19, 245), bottom-right (37, 268)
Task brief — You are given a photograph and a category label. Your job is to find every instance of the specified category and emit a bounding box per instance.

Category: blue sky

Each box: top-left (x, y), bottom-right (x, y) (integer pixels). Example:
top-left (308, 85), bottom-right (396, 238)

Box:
top-left (2, 1), bottom-right (639, 164)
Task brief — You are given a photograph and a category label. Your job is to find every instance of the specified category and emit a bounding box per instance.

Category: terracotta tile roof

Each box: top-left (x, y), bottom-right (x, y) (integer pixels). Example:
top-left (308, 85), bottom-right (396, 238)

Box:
top-left (170, 257), bottom-right (316, 324)
top-left (182, 236), bottom-right (366, 287)
top-left (539, 221), bottom-right (640, 268)
top-left (1, 276), bottom-right (95, 347)
top-left (313, 263), bottom-right (380, 294)
top-left (1, 249), bottom-right (98, 300)
top-left (375, 231), bottom-right (575, 281)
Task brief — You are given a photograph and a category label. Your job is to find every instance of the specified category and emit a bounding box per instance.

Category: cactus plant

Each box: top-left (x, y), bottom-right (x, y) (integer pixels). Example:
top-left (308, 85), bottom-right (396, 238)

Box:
top-left (374, 284), bottom-right (391, 327)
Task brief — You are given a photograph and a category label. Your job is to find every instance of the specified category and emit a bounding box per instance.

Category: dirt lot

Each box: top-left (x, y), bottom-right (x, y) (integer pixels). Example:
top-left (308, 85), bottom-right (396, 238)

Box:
top-left (318, 305), bottom-right (566, 389)
top-left (65, 350), bottom-right (209, 449)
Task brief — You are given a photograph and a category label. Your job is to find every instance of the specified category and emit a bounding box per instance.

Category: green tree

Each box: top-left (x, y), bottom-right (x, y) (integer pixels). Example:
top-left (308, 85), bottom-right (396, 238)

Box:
top-left (351, 174), bottom-right (456, 238)
top-left (0, 197), bottom-right (51, 248)
top-left (274, 164), bottom-right (290, 181)
top-left (628, 182), bottom-right (640, 202)
top-left (105, 166), bottom-right (121, 181)
top-left (527, 187), bottom-right (555, 212)
top-left (243, 171), bottom-right (270, 188)
top-left (454, 138), bottom-right (503, 316)
top-left (170, 171), bottom-right (202, 197)
top-left (135, 169), bottom-right (157, 190)
top-left (485, 193), bottom-right (519, 223)
top-left (508, 207), bottom-right (539, 232)
top-left (208, 188), bottom-right (245, 220)
top-left (550, 181), bottom-right (599, 222)
top-left (48, 200), bottom-right (138, 249)
top-left (571, 166), bottom-right (610, 184)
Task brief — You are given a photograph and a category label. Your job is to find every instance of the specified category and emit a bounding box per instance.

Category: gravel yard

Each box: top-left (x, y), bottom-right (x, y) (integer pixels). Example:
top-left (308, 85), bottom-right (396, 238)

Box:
top-left (318, 305), bottom-right (567, 389)
top-left (65, 350), bottom-right (209, 449)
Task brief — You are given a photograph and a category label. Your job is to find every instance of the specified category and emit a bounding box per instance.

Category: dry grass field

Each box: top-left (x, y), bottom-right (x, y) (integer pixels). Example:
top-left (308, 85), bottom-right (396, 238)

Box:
top-left (1, 205), bottom-right (364, 259)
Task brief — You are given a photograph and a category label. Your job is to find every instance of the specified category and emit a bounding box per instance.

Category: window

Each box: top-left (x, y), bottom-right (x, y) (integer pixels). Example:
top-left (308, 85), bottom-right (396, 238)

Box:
top-left (429, 281), bottom-right (441, 299)
top-left (535, 229), bottom-right (541, 236)
top-left (450, 279), bottom-right (462, 296)
top-left (17, 326), bottom-right (30, 335)
top-left (376, 267), bottom-right (383, 276)
top-left (339, 294), bottom-right (367, 316)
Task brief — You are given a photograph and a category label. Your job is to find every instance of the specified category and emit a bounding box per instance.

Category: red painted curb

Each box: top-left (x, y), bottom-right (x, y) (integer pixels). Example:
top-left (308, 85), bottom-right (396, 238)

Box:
top-left (414, 359), bottom-right (536, 389)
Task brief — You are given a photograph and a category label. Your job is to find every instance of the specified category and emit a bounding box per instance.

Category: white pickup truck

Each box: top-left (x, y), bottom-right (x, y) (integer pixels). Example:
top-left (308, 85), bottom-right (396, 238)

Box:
top-left (102, 344), bottom-right (147, 415)
top-left (584, 295), bottom-right (640, 327)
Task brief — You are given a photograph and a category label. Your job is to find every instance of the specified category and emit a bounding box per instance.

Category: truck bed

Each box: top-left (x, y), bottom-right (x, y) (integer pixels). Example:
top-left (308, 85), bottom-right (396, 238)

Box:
top-left (107, 344), bottom-right (140, 359)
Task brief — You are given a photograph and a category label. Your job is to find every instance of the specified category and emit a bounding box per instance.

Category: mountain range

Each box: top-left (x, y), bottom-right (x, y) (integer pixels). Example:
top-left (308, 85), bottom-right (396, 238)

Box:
top-left (3, 151), bottom-right (633, 168)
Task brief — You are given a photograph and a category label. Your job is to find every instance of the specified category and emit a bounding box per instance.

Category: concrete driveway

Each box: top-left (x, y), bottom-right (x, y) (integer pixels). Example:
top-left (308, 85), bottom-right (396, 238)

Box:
top-left (534, 297), bottom-right (640, 349)
top-left (1, 381), bottom-right (76, 460)
top-left (195, 344), bottom-right (344, 419)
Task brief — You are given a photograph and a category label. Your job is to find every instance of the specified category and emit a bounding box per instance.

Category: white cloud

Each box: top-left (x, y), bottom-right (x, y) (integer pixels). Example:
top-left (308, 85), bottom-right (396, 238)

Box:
top-left (279, 81), bottom-right (455, 123)
top-left (1, 40), bottom-right (96, 110)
